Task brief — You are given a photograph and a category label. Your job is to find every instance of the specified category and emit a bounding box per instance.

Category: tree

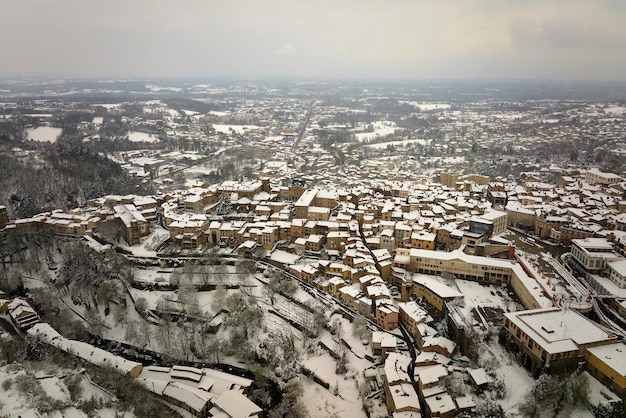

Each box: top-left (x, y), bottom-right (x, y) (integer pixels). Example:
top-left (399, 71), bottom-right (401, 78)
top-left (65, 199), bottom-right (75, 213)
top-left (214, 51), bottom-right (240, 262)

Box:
top-left (268, 379), bottom-right (307, 418)
top-left (134, 297), bottom-right (148, 315)
top-left (351, 315), bottom-right (369, 341)
top-left (592, 402), bottom-right (625, 418)
top-left (125, 320), bottom-right (151, 347)
top-left (0, 268), bottom-right (24, 294)
top-left (177, 277), bottom-right (200, 316)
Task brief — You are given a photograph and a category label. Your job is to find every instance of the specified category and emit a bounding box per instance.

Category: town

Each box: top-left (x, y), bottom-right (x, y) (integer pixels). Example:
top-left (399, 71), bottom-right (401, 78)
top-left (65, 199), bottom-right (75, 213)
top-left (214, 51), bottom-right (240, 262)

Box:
top-left (1, 78), bottom-right (626, 417)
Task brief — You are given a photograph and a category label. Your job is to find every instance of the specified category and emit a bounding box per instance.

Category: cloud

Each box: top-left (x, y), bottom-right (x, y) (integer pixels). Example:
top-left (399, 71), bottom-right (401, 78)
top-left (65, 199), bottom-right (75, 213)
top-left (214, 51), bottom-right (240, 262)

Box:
top-left (273, 43), bottom-right (296, 56)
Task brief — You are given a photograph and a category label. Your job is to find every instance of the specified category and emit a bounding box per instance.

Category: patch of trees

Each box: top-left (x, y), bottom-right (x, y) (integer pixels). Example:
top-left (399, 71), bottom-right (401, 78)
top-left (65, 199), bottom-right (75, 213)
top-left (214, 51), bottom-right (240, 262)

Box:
top-left (162, 98), bottom-right (222, 114)
top-left (57, 241), bottom-right (128, 310)
top-left (0, 141), bottom-right (152, 218)
top-left (518, 371), bottom-right (590, 418)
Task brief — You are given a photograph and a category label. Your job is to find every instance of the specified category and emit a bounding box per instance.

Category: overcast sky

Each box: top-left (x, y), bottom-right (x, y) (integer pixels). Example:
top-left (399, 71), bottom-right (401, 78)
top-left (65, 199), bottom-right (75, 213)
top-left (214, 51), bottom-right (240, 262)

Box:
top-left (2, 0), bottom-right (626, 81)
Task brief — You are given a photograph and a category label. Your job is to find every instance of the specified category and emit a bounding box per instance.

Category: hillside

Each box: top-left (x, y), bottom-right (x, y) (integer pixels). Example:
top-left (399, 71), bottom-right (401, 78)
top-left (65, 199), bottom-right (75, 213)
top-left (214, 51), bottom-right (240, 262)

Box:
top-left (0, 137), bottom-right (153, 218)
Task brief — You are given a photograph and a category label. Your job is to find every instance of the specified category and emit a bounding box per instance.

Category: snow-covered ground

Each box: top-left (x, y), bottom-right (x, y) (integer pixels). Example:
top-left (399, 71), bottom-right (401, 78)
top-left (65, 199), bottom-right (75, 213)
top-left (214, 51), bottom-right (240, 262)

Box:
top-left (26, 126), bottom-right (62, 142)
top-left (0, 363), bottom-right (128, 418)
top-left (128, 131), bottom-right (160, 143)
top-left (212, 124), bottom-right (262, 134)
top-left (355, 121), bottom-right (400, 142)
top-left (400, 101), bottom-right (452, 111)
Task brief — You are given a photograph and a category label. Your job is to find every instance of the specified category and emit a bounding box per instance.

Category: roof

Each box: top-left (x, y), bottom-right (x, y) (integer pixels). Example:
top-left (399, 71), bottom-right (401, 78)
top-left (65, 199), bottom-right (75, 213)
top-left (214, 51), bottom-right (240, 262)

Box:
top-left (455, 395), bottom-right (476, 410)
top-left (585, 342), bottom-right (626, 378)
top-left (213, 389), bottom-right (263, 417)
top-left (424, 392), bottom-right (456, 414)
top-left (504, 308), bottom-right (616, 355)
top-left (388, 382), bottom-right (420, 412)
top-left (468, 368), bottom-right (492, 386)
top-left (163, 381), bottom-right (213, 413)
top-left (28, 323), bottom-right (142, 375)
top-left (398, 301), bottom-right (430, 324)
top-left (422, 336), bottom-right (457, 355)
top-left (412, 275), bottom-right (463, 299)
top-left (415, 364), bottom-right (448, 386)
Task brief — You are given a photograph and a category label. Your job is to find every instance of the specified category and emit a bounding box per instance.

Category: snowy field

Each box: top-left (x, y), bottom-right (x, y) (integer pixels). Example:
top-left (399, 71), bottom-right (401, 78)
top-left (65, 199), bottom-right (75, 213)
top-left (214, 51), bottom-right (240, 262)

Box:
top-left (401, 101), bottom-right (452, 111)
top-left (128, 131), bottom-right (160, 143)
top-left (604, 106), bottom-right (626, 115)
top-left (355, 121), bottom-right (400, 142)
top-left (26, 126), bottom-right (62, 143)
top-left (212, 124), bottom-right (262, 134)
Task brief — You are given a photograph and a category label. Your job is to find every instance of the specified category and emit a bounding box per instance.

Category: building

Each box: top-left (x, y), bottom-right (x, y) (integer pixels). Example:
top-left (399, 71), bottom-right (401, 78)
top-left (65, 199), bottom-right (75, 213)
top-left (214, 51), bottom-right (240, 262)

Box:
top-left (8, 298), bottom-right (40, 330)
top-left (607, 259), bottom-right (626, 289)
top-left (584, 342), bottom-right (626, 399)
top-left (0, 205), bottom-right (8, 230)
top-left (570, 238), bottom-right (620, 276)
top-left (376, 302), bottom-right (399, 330)
top-left (28, 323), bottom-right (143, 377)
top-left (503, 308), bottom-right (617, 376)
top-left (112, 204), bottom-right (150, 246)
top-left (382, 352), bottom-right (421, 415)
top-left (398, 301), bottom-right (431, 343)
top-left (372, 331), bottom-right (397, 360)
top-left (409, 275), bottom-right (463, 312)
top-left (585, 168), bottom-right (623, 185)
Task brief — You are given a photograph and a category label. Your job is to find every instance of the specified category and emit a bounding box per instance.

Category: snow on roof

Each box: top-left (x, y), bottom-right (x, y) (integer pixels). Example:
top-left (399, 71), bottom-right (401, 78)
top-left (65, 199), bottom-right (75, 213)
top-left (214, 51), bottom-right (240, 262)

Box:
top-left (607, 259), bottom-right (626, 276)
top-left (424, 391), bottom-right (456, 414)
top-left (113, 204), bottom-right (146, 227)
top-left (163, 381), bottom-right (213, 413)
top-left (504, 308), bottom-right (616, 355)
top-left (415, 364), bottom-right (449, 387)
top-left (28, 323), bottom-right (142, 376)
top-left (585, 342), bottom-right (626, 378)
top-left (213, 389), bottom-right (263, 417)
top-left (468, 368), bottom-right (492, 386)
top-left (339, 284), bottom-right (361, 298)
top-left (373, 331), bottom-right (397, 349)
top-left (388, 382), bottom-right (420, 412)
top-left (268, 249), bottom-right (300, 265)
top-left (398, 301), bottom-right (431, 324)
top-left (422, 336), bottom-right (456, 355)
top-left (367, 282), bottom-right (391, 298)
top-left (572, 237), bottom-right (614, 252)
top-left (384, 352), bottom-right (413, 384)
top-left (454, 394), bottom-right (476, 410)
top-left (411, 274), bottom-right (463, 299)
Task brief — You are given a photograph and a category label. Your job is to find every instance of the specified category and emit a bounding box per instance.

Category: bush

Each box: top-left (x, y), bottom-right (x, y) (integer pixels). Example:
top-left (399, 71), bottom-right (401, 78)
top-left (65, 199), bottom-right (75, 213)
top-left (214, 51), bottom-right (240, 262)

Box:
top-left (65, 374), bottom-right (83, 402)
top-left (1, 378), bottom-right (11, 391)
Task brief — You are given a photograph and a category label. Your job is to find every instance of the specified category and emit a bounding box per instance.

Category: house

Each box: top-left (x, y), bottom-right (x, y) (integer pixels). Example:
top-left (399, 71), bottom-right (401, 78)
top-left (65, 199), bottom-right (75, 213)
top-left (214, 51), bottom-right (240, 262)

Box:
top-left (373, 331), bottom-right (397, 360)
top-left (398, 301), bottom-right (432, 345)
top-left (421, 336), bottom-right (456, 357)
top-left (570, 238), bottom-right (620, 276)
top-left (112, 204), bottom-right (150, 245)
top-left (376, 302), bottom-right (399, 331)
top-left (211, 390), bottom-right (263, 417)
top-left (383, 352), bottom-right (421, 415)
top-left (410, 275), bottom-right (463, 312)
top-left (8, 298), bottom-right (40, 330)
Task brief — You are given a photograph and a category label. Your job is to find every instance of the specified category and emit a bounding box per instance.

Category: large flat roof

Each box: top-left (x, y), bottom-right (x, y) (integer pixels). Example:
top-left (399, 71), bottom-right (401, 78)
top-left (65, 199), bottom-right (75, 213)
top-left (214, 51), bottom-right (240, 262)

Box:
top-left (505, 308), bottom-right (616, 355)
top-left (585, 342), bottom-right (626, 377)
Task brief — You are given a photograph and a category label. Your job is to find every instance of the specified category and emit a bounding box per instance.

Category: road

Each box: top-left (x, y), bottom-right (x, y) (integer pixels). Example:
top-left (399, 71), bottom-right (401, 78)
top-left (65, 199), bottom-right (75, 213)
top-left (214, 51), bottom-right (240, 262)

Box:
top-left (292, 103), bottom-right (313, 150)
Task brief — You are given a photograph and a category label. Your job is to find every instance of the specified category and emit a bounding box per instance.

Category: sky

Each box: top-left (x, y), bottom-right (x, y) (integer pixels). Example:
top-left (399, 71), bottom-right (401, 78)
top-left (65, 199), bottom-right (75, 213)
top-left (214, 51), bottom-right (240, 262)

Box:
top-left (2, 0), bottom-right (626, 81)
